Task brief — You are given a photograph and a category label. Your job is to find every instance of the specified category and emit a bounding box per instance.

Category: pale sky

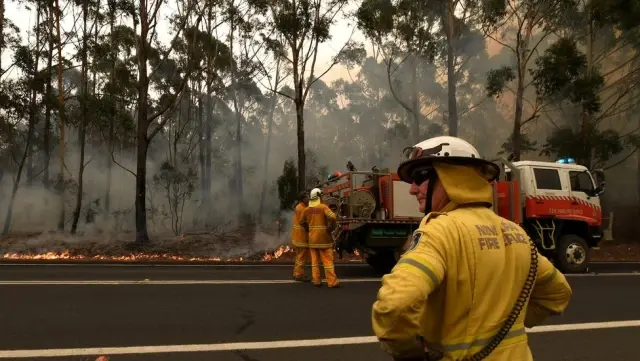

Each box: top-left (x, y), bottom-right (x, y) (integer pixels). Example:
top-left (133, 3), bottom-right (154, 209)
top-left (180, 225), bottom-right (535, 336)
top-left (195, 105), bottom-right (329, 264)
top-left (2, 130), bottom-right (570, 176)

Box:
top-left (3, 0), bottom-right (365, 86)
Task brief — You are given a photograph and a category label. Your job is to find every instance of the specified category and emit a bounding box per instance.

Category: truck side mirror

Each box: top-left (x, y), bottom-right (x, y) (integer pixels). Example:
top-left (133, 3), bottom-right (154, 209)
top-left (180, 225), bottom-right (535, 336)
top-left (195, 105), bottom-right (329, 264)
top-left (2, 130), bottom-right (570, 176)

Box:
top-left (594, 184), bottom-right (605, 196)
top-left (591, 169), bottom-right (606, 196)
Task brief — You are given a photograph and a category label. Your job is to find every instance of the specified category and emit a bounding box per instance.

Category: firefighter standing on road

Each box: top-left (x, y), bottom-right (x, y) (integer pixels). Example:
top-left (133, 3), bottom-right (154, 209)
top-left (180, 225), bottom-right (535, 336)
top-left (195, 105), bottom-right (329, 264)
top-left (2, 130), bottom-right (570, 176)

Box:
top-left (300, 188), bottom-right (341, 288)
top-left (292, 191), bottom-right (310, 282)
top-left (371, 136), bottom-right (572, 361)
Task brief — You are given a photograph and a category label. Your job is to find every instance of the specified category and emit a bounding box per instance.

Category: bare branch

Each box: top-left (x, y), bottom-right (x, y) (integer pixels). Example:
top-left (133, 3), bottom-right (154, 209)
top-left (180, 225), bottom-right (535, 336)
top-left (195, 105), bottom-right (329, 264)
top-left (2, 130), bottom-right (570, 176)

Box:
top-left (145, 13), bottom-right (205, 139)
top-left (595, 83), bottom-right (638, 124)
top-left (148, 0), bottom-right (202, 81)
top-left (111, 150), bottom-right (136, 178)
top-left (303, 27), bottom-right (355, 102)
top-left (458, 95), bottom-right (490, 117)
top-left (384, 49), bottom-right (415, 117)
top-left (604, 147), bottom-right (638, 170)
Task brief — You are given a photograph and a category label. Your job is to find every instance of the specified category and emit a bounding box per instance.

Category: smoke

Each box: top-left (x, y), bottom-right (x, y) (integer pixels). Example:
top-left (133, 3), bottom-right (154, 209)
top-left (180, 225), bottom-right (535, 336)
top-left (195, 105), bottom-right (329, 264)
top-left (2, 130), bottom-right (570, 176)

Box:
top-left (0, 12), bottom-right (562, 256)
top-left (0, 91), bottom-right (301, 257)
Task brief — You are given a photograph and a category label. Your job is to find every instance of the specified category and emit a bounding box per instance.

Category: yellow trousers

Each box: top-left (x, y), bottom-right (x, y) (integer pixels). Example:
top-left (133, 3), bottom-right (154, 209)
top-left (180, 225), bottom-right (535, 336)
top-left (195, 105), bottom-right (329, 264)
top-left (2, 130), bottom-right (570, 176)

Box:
top-left (310, 248), bottom-right (339, 287)
top-left (293, 247), bottom-right (308, 279)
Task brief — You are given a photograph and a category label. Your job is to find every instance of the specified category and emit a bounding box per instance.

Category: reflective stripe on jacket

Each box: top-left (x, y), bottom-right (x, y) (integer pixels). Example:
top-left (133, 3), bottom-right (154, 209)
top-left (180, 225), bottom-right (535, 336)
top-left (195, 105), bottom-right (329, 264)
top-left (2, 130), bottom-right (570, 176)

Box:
top-left (301, 203), bottom-right (337, 249)
top-left (291, 202), bottom-right (308, 247)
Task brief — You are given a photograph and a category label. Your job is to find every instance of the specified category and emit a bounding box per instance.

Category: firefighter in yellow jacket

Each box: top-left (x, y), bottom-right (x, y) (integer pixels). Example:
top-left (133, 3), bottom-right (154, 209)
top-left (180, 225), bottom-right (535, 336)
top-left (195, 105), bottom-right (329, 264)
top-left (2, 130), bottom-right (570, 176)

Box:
top-left (300, 188), bottom-right (341, 288)
top-left (371, 136), bottom-right (572, 361)
top-left (292, 191), bottom-right (310, 282)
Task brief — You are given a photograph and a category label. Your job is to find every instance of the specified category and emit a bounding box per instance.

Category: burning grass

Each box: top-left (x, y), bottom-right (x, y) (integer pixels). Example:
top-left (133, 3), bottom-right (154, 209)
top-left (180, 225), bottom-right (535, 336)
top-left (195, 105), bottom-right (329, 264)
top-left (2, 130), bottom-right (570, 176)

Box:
top-left (0, 230), bottom-right (364, 263)
top-left (6, 229), bottom-right (633, 264)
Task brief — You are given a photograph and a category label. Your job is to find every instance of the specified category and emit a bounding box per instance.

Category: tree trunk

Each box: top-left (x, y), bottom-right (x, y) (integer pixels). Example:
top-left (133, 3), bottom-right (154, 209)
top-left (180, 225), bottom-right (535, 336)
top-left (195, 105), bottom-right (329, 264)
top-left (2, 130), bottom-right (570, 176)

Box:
top-left (42, 6), bottom-right (54, 189)
top-left (0, 0), bottom-right (4, 72)
top-left (71, 0), bottom-right (89, 234)
top-left (205, 96), bottom-right (212, 217)
top-left (258, 89), bottom-right (279, 224)
top-left (135, 133), bottom-right (150, 242)
top-left (2, 122), bottom-right (35, 236)
top-left (2, 5), bottom-right (39, 235)
top-left (198, 91), bottom-right (206, 210)
top-left (580, 18), bottom-right (594, 168)
top-left (512, 23), bottom-right (533, 161)
top-left (410, 55), bottom-right (420, 142)
top-left (200, 5), bottom-right (213, 226)
top-left (229, 14), bottom-right (244, 217)
top-left (26, 147), bottom-right (34, 186)
top-left (295, 99), bottom-right (306, 193)
top-left (105, 116), bottom-right (113, 215)
top-left (104, 3), bottom-right (116, 217)
top-left (135, 0), bottom-right (150, 243)
top-left (234, 110), bottom-right (243, 215)
top-left (26, 6), bottom-right (40, 188)
top-left (445, 0), bottom-right (458, 136)
top-left (512, 79), bottom-right (524, 161)
top-left (54, 0), bottom-right (66, 231)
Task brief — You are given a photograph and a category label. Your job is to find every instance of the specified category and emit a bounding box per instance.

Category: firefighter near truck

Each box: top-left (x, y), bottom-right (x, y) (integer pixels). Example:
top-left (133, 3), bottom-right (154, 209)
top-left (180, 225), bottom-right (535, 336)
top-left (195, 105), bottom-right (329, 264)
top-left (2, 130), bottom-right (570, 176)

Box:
top-left (315, 157), bottom-right (606, 275)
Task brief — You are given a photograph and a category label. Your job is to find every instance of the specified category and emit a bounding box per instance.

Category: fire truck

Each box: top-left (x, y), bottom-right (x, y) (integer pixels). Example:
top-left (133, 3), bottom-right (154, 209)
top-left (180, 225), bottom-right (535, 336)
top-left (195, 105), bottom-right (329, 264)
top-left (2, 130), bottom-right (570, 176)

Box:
top-left (315, 158), bottom-right (606, 274)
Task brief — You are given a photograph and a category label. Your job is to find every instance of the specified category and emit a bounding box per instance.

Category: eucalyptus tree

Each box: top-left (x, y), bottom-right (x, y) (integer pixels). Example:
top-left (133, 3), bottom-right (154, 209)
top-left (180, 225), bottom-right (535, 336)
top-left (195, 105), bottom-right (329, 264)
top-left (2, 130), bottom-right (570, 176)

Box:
top-left (252, 0), bottom-right (354, 192)
top-left (0, 16), bottom-right (38, 235)
top-left (538, 0), bottom-right (640, 169)
top-left (483, 0), bottom-right (580, 160)
top-left (356, 0), bottom-right (442, 143)
top-left (133, 0), bottom-right (204, 243)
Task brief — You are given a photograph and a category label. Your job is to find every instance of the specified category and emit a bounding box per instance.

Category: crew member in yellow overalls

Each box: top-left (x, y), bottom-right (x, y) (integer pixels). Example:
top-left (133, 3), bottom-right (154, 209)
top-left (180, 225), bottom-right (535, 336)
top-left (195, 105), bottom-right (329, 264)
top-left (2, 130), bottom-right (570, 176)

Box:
top-left (291, 191), bottom-right (310, 282)
top-left (301, 188), bottom-right (341, 288)
top-left (371, 136), bottom-right (573, 361)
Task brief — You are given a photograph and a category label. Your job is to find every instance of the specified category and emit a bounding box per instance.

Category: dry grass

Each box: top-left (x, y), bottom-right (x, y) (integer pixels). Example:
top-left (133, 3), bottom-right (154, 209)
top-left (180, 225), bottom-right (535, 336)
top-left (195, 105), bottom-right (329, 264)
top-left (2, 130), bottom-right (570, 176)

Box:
top-left (4, 231), bottom-right (636, 263)
top-left (0, 228), bottom-right (364, 263)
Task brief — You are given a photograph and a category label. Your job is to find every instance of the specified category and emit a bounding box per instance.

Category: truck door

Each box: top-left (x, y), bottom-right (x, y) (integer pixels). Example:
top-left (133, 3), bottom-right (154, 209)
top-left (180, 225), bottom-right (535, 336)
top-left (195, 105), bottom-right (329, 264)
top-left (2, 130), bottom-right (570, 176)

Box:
top-left (568, 170), bottom-right (601, 225)
top-left (530, 167), bottom-right (571, 217)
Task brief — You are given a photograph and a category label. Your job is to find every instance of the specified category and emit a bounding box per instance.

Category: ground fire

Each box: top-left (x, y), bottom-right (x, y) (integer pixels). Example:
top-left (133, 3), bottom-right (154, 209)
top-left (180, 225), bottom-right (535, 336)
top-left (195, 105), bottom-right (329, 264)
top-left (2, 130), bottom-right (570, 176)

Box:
top-left (1, 244), bottom-right (363, 263)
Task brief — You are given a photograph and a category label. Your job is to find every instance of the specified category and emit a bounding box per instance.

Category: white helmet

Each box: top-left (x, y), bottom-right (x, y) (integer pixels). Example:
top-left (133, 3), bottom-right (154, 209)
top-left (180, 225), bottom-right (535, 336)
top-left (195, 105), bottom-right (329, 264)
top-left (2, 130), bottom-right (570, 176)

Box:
top-left (397, 136), bottom-right (500, 183)
top-left (309, 188), bottom-right (322, 200)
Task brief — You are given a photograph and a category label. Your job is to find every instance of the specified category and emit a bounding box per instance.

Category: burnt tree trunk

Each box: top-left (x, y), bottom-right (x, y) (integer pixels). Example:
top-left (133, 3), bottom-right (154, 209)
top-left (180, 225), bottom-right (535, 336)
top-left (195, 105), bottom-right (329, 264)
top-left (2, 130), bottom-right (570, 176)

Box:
top-left (135, 0), bottom-right (150, 243)
top-left (71, 0), bottom-right (89, 234)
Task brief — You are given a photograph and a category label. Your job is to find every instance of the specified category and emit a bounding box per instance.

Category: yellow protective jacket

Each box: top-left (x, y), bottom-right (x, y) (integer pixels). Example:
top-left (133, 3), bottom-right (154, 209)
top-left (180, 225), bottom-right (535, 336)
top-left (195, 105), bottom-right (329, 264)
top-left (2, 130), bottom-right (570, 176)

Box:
top-left (301, 203), bottom-right (337, 249)
top-left (291, 202), bottom-right (308, 247)
top-left (371, 162), bottom-right (572, 361)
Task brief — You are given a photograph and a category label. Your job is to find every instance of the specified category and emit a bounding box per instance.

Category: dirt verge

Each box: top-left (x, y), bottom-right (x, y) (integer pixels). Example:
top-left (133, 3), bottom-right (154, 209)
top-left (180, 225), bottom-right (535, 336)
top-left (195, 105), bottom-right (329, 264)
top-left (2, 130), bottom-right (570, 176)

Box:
top-left (590, 241), bottom-right (640, 262)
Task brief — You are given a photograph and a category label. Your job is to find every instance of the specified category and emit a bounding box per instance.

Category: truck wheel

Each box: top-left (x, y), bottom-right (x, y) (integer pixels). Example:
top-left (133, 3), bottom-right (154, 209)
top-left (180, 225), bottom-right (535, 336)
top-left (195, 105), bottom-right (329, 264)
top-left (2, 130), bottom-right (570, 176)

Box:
top-left (365, 251), bottom-right (398, 275)
top-left (555, 234), bottom-right (589, 274)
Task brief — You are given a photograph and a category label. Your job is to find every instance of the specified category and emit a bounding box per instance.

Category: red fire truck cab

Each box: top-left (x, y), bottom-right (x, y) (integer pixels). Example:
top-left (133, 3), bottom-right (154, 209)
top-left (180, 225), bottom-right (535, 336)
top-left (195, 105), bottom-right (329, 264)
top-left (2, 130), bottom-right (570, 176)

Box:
top-left (495, 158), bottom-right (606, 273)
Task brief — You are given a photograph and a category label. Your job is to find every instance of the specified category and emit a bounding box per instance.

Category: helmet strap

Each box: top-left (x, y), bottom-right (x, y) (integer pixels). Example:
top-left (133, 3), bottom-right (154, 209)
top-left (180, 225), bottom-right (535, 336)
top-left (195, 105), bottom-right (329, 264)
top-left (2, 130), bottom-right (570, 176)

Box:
top-left (423, 171), bottom-right (438, 216)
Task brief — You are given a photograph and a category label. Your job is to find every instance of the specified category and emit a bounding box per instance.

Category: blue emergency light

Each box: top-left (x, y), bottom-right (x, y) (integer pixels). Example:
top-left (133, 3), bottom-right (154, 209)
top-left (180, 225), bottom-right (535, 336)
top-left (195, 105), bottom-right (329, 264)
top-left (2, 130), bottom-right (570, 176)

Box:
top-left (556, 158), bottom-right (576, 164)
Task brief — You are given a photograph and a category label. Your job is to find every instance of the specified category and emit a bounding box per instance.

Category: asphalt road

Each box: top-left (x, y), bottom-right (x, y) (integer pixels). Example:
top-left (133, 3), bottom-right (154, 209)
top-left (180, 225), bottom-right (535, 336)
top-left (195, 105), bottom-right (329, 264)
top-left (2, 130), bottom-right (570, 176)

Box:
top-left (0, 263), bottom-right (639, 360)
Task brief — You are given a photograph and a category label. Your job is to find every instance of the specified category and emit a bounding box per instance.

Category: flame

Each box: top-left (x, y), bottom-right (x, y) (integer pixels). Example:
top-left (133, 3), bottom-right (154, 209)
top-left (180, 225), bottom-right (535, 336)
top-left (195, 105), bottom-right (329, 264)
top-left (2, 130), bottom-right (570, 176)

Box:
top-left (1, 246), bottom-right (292, 262)
top-left (1, 245), bottom-right (364, 262)
top-left (261, 245), bottom-right (292, 261)
top-left (1, 251), bottom-right (227, 262)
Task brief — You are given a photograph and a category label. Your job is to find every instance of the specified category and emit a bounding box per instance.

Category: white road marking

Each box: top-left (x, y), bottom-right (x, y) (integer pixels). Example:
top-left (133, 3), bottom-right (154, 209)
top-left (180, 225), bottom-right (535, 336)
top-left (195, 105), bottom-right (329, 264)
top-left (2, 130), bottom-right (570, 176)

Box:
top-left (0, 320), bottom-right (639, 358)
top-left (0, 278), bottom-right (382, 285)
top-left (2, 261), bottom-right (637, 267)
top-left (567, 272), bottom-right (640, 277)
top-left (0, 271), bottom-right (639, 285)
top-left (0, 263), bottom-right (368, 267)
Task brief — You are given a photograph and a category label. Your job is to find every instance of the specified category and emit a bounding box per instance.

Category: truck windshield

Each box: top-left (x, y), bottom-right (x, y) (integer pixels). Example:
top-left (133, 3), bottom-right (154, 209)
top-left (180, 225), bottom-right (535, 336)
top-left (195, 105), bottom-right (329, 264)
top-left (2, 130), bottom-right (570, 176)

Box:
top-left (569, 171), bottom-right (595, 194)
